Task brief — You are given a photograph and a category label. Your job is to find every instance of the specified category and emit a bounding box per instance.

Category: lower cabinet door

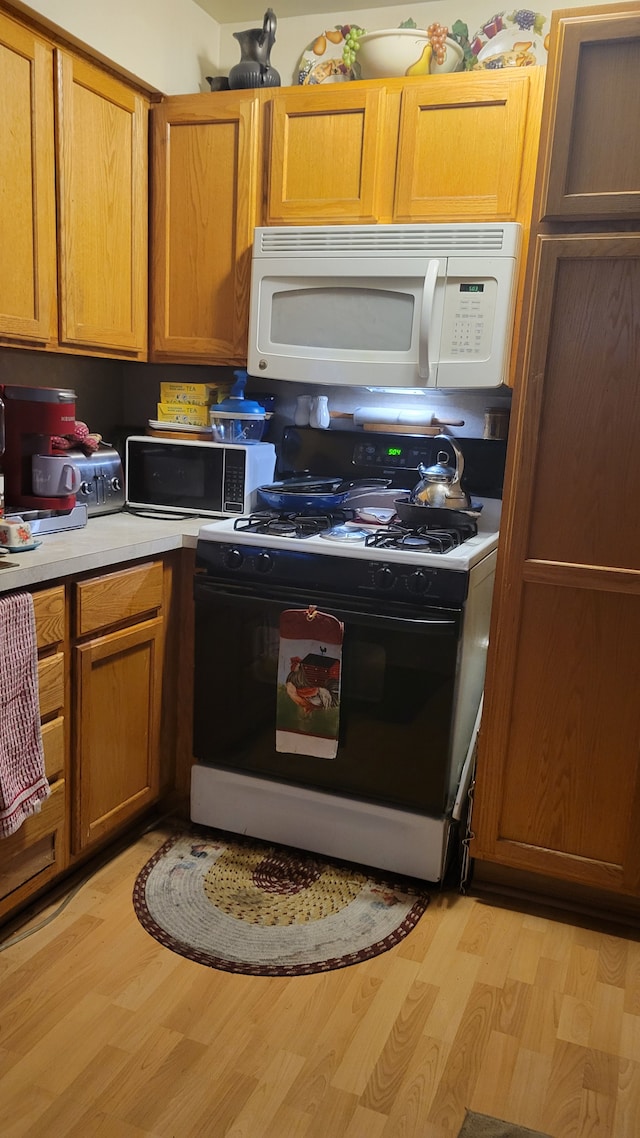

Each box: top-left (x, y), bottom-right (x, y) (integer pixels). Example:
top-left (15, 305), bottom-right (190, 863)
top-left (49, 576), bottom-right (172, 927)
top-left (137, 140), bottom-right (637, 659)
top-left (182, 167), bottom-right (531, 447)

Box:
top-left (73, 617), bottom-right (163, 852)
top-left (0, 779), bottom-right (66, 919)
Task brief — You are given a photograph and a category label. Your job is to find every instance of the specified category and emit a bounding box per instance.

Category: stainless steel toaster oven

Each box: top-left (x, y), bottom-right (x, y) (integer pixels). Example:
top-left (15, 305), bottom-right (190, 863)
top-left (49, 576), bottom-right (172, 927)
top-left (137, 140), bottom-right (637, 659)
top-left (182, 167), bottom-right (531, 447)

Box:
top-left (70, 446), bottom-right (125, 516)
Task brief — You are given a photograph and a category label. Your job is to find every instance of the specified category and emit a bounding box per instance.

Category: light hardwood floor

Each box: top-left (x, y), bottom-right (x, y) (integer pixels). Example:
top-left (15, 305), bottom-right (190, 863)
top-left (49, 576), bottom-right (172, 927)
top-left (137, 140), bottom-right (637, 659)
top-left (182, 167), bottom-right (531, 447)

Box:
top-left (1, 824), bottom-right (640, 1137)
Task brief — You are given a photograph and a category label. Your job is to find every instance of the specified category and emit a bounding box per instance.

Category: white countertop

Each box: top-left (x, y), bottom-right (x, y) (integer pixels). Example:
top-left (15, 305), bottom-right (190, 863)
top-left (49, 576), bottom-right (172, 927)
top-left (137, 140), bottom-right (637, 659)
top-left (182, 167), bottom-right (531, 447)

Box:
top-left (0, 511), bottom-right (223, 594)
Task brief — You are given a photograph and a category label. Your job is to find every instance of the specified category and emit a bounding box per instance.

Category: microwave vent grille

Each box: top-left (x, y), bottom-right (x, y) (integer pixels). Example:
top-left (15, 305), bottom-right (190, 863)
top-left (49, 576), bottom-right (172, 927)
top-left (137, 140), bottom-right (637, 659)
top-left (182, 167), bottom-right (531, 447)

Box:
top-left (257, 225), bottom-right (515, 256)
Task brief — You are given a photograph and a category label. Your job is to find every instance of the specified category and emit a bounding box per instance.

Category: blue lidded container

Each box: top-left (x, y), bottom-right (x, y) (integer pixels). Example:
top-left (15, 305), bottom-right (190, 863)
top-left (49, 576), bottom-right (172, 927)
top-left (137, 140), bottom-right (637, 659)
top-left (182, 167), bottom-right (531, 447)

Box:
top-left (209, 370), bottom-right (268, 444)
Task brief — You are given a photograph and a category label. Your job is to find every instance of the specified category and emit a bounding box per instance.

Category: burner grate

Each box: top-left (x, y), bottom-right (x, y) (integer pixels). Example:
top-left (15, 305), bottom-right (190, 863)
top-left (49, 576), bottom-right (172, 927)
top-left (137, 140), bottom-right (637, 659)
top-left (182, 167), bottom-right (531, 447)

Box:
top-left (234, 510), bottom-right (354, 539)
top-left (365, 519), bottom-right (477, 554)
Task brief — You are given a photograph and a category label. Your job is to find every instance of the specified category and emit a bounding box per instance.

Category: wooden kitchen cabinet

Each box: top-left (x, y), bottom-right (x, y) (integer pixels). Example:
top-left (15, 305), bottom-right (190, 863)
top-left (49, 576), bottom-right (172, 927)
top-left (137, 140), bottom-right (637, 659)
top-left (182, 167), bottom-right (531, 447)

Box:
top-left (0, 6), bottom-right (149, 359)
top-left (56, 52), bottom-right (149, 356)
top-left (72, 561), bottom-right (164, 852)
top-left (471, 2), bottom-right (640, 912)
top-left (265, 70), bottom-right (545, 227)
top-left (393, 69), bottom-right (545, 223)
top-left (539, 5), bottom-right (640, 221)
top-left (150, 91), bottom-right (261, 364)
top-left (0, 585), bottom-right (68, 921)
top-left (472, 235), bottom-right (640, 898)
top-left (152, 69), bottom-right (544, 367)
top-left (265, 83), bottom-right (388, 224)
top-left (0, 551), bottom-right (188, 926)
top-left (0, 11), bottom-right (57, 345)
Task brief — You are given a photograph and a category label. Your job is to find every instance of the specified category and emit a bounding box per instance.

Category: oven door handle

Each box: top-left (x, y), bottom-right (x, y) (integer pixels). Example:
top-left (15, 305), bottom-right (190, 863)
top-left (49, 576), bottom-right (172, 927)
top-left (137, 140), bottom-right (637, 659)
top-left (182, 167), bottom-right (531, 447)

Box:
top-left (194, 579), bottom-right (458, 633)
top-left (331, 609), bottom-right (456, 631)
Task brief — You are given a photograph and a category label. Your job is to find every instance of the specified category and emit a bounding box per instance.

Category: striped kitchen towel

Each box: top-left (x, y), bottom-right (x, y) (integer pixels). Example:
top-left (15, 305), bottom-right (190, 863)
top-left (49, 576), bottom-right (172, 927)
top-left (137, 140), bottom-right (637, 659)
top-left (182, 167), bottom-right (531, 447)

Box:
top-left (0, 592), bottom-right (50, 838)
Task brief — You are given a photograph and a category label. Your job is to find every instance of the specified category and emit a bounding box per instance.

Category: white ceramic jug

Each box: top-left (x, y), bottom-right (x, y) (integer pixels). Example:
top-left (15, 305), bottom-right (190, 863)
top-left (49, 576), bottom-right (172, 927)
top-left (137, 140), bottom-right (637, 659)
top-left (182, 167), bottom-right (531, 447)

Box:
top-left (309, 395), bottom-right (330, 430)
top-left (294, 395), bottom-right (312, 427)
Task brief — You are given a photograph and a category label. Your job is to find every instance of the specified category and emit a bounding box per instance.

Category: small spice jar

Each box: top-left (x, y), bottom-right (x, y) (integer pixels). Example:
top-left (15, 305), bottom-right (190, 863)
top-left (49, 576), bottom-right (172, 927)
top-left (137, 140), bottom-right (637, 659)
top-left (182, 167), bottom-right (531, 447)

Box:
top-left (483, 407), bottom-right (510, 441)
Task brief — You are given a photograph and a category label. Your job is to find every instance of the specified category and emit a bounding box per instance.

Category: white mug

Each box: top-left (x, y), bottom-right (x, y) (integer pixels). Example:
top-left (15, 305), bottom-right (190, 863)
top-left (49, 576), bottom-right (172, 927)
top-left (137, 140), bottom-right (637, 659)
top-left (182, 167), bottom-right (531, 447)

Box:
top-left (32, 454), bottom-right (81, 497)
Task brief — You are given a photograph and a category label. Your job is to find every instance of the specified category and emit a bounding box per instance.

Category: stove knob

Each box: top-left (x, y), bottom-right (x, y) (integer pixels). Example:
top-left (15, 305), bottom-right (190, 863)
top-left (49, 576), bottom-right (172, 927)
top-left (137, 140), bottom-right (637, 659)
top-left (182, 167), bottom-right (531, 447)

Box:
top-left (374, 565), bottom-right (395, 589)
top-left (407, 569), bottom-right (430, 594)
top-left (256, 552), bottom-right (274, 574)
top-left (224, 548), bottom-right (244, 570)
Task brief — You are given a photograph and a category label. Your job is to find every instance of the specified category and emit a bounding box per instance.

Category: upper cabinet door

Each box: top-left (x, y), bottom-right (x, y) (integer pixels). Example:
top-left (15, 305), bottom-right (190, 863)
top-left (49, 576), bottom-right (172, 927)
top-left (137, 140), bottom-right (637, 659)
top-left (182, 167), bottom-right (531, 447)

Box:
top-left (0, 14), bottom-right (57, 344)
top-left (56, 53), bottom-right (148, 355)
top-left (150, 93), bottom-right (260, 363)
top-left (394, 70), bottom-right (543, 222)
top-left (541, 8), bottom-right (640, 220)
top-left (266, 85), bottom-right (387, 224)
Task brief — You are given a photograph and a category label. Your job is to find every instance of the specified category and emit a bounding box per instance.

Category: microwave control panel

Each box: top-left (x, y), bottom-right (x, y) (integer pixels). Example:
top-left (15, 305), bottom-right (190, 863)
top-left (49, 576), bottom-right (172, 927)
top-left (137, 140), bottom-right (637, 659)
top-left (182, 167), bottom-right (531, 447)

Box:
top-left (222, 449), bottom-right (246, 512)
top-left (440, 277), bottom-right (497, 362)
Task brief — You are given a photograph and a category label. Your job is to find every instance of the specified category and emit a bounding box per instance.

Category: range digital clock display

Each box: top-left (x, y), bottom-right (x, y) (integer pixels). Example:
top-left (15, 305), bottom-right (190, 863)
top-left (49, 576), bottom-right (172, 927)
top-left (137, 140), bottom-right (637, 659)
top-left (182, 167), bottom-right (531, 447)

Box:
top-left (460, 283), bottom-right (484, 293)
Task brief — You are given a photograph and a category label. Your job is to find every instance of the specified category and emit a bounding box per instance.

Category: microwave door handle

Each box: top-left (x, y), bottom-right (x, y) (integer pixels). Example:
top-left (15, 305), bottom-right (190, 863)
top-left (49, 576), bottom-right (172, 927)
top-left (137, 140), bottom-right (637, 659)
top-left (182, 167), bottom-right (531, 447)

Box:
top-left (418, 259), bottom-right (439, 382)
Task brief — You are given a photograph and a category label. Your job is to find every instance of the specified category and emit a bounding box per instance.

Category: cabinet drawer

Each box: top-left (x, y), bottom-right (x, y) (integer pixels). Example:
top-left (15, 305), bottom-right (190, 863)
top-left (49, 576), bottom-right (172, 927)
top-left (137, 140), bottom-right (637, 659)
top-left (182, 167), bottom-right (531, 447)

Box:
top-left (33, 585), bottom-right (65, 649)
top-left (42, 716), bottom-right (65, 781)
top-left (38, 650), bottom-right (64, 719)
top-left (0, 778), bottom-right (65, 905)
top-left (75, 561), bottom-right (163, 637)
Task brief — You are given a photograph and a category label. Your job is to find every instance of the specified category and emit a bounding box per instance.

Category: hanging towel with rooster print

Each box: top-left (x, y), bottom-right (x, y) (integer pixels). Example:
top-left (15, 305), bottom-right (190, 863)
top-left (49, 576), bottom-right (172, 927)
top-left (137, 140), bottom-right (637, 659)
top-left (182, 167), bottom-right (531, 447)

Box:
top-left (276, 607), bottom-right (343, 758)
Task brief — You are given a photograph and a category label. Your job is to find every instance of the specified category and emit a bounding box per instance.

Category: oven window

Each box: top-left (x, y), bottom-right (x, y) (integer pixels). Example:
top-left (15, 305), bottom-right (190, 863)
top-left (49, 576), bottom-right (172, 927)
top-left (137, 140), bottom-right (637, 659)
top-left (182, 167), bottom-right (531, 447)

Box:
top-left (270, 287), bottom-right (414, 352)
top-left (194, 587), bottom-right (460, 815)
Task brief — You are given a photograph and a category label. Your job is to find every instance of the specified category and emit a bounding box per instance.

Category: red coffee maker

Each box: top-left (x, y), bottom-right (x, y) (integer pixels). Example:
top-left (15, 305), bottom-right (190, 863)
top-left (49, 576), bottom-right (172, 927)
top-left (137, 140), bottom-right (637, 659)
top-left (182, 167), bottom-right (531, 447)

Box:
top-left (1, 384), bottom-right (77, 512)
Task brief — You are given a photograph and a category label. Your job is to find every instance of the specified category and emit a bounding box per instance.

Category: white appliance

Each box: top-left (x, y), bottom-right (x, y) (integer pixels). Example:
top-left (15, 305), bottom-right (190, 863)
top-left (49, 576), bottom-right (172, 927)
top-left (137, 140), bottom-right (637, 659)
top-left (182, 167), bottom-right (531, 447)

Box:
top-left (125, 437), bottom-right (276, 517)
top-left (189, 427), bottom-right (504, 882)
top-left (247, 223), bottom-right (521, 390)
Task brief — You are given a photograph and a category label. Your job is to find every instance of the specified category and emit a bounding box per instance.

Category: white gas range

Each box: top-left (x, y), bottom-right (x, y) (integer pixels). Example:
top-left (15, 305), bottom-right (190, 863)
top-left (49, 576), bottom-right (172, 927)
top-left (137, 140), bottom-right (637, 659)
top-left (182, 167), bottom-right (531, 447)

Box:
top-left (197, 494), bottom-right (501, 573)
top-left (190, 428), bottom-right (506, 883)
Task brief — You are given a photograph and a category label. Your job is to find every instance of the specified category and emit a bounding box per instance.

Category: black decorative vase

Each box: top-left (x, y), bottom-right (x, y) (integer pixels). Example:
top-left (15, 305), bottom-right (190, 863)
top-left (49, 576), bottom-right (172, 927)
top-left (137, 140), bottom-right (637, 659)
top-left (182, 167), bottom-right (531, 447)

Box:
top-left (228, 9), bottom-right (281, 89)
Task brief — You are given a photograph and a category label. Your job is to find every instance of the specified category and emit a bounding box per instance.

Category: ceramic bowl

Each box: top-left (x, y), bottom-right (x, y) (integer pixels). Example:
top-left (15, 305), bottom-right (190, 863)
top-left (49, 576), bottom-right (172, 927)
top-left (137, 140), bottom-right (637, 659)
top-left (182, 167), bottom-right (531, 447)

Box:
top-left (356, 29), bottom-right (464, 80)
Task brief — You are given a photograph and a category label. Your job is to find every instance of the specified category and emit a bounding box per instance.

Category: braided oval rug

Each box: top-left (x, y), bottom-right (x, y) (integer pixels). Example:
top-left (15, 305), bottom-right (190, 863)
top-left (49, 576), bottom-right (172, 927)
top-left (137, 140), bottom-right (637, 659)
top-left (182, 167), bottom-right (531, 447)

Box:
top-left (132, 829), bottom-right (429, 977)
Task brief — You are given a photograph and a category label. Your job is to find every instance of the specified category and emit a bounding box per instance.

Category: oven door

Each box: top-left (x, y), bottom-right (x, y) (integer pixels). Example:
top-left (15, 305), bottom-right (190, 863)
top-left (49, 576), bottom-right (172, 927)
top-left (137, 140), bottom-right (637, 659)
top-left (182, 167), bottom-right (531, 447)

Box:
top-left (193, 577), bottom-right (463, 816)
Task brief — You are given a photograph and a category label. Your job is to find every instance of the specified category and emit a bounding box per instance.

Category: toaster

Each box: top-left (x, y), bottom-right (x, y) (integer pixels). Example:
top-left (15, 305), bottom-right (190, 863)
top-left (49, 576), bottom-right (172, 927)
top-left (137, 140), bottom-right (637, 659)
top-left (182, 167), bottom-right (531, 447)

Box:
top-left (69, 445), bottom-right (125, 516)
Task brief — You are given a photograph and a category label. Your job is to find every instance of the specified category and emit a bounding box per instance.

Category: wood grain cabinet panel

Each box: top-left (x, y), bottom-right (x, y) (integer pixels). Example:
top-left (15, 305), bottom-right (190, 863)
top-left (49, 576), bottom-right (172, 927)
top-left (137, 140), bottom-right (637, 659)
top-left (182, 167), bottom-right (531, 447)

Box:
top-left (55, 52), bottom-right (148, 355)
top-left (540, 8), bottom-right (640, 220)
top-left (72, 558), bottom-right (168, 854)
top-left (394, 70), bottom-right (542, 222)
top-left (37, 651), bottom-right (65, 721)
top-left (42, 717), bottom-right (65, 783)
top-left (472, 233), bottom-right (640, 898)
top-left (266, 84), bottom-right (387, 224)
top-left (0, 780), bottom-right (65, 913)
top-left (32, 586), bottom-right (65, 649)
top-left (75, 560), bottom-right (163, 636)
top-left (73, 618), bottom-right (163, 851)
top-left (150, 92), bottom-right (260, 363)
top-left (0, 11), bottom-right (57, 345)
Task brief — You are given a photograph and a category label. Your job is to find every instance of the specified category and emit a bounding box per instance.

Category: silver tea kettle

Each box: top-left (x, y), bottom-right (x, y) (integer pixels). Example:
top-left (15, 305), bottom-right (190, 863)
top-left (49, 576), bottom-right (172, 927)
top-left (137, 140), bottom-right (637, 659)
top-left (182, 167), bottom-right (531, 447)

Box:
top-left (410, 434), bottom-right (472, 511)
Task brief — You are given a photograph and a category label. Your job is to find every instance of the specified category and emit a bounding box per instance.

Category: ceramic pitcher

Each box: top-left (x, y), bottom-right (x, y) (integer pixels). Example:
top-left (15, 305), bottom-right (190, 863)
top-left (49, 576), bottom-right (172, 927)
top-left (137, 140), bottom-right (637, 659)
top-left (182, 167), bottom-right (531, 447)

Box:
top-left (228, 9), bottom-right (280, 89)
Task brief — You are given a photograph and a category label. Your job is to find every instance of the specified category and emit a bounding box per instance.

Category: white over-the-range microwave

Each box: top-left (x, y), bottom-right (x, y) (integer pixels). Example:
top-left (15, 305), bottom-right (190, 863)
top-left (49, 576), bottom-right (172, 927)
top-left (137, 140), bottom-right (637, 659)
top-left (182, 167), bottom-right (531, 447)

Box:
top-left (247, 223), bottom-right (522, 390)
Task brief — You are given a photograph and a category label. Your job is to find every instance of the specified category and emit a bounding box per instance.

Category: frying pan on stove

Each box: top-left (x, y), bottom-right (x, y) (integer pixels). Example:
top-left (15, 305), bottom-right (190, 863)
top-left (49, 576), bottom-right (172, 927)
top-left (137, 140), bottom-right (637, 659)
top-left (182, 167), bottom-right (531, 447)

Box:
top-left (393, 497), bottom-right (483, 528)
top-left (257, 476), bottom-right (391, 512)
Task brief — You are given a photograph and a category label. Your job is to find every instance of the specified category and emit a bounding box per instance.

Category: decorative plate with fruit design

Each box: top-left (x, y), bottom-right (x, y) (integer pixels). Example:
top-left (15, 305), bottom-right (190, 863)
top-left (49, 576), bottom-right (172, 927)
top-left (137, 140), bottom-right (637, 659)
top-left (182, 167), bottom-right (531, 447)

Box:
top-left (297, 25), bottom-right (365, 85)
top-left (472, 10), bottom-right (550, 68)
